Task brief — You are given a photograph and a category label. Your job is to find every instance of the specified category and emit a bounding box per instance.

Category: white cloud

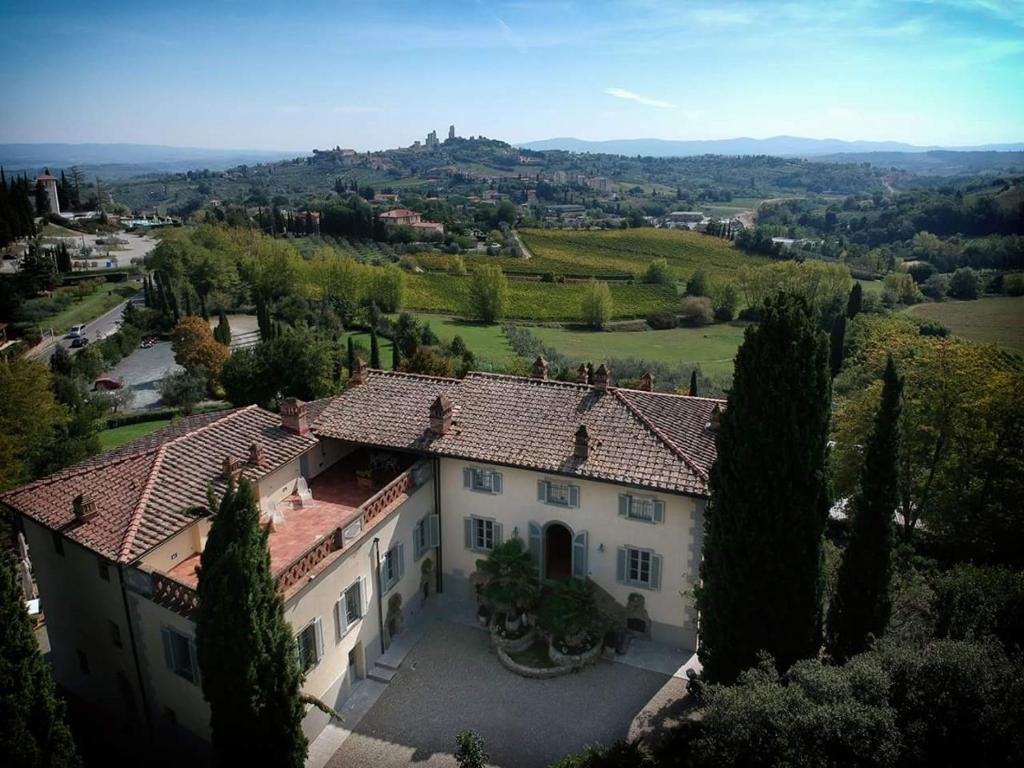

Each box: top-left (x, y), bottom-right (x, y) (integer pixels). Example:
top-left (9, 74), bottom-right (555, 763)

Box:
top-left (605, 87), bottom-right (675, 109)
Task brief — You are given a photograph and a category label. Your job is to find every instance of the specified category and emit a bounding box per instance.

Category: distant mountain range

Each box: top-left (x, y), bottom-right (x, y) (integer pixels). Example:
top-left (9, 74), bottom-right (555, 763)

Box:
top-left (517, 136), bottom-right (1024, 158)
top-left (0, 143), bottom-right (300, 177)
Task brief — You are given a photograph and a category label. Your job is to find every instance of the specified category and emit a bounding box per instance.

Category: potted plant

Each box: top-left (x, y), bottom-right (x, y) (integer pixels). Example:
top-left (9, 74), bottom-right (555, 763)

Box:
top-left (540, 578), bottom-right (598, 654)
top-left (476, 539), bottom-right (538, 634)
top-left (477, 603), bottom-right (491, 627)
top-left (355, 467), bottom-right (374, 489)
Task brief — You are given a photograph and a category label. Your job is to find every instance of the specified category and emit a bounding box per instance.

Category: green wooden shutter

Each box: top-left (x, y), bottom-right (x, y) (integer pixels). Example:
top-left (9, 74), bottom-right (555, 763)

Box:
top-left (464, 517), bottom-right (473, 549)
top-left (427, 513), bottom-right (440, 548)
top-left (650, 553), bottom-right (662, 591)
top-left (397, 543), bottom-right (405, 581)
top-left (617, 547), bottom-right (627, 583)
top-left (314, 617), bottom-right (324, 661)
top-left (572, 530), bottom-right (588, 580)
top-left (188, 638), bottom-right (199, 685)
top-left (569, 485), bottom-right (580, 508)
top-left (493, 522), bottom-right (503, 546)
top-left (618, 494), bottom-right (630, 517)
top-left (528, 521), bottom-right (542, 577)
top-left (335, 597), bottom-right (346, 640)
top-left (161, 627), bottom-right (173, 670)
top-left (491, 472), bottom-right (502, 494)
top-left (463, 467), bottom-right (472, 488)
top-left (653, 500), bottom-right (665, 523)
top-left (537, 479), bottom-right (548, 502)
top-left (358, 576), bottom-right (367, 616)
top-left (413, 522), bottom-right (423, 561)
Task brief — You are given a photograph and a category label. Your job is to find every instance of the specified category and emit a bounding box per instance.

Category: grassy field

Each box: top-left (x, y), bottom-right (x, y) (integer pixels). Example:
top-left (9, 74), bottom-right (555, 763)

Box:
top-left (404, 273), bottom-right (678, 321)
top-left (517, 227), bottom-right (766, 281)
top-left (40, 222), bottom-right (80, 238)
top-left (857, 278), bottom-right (884, 296)
top-left (98, 419), bottom-right (172, 451)
top-left (403, 313), bottom-right (518, 364)
top-left (18, 282), bottom-right (127, 334)
top-left (905, 296), bottom-right (1024, 353)
top-left (529, 322), bottom-right (749, 377)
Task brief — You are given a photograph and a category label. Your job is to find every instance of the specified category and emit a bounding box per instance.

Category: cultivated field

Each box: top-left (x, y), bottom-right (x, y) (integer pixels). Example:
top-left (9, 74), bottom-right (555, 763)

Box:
top-left (905, 296), bottom-right (1024, 353)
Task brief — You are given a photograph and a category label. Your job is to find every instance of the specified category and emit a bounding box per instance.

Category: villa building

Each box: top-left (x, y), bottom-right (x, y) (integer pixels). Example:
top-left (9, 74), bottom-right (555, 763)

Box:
top-left (377, 208), bottom-right (444, 235)
top-left (2, 360), bottom-right (720, 753)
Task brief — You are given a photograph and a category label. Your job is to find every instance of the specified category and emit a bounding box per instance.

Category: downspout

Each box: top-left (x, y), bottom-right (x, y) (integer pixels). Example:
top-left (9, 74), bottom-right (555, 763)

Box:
top-left (118, 564), bottom-right (154, 742)
top-left (433, 457), bottom-right (443, 594)
top-left (373, 537), bottom-right (386, 655)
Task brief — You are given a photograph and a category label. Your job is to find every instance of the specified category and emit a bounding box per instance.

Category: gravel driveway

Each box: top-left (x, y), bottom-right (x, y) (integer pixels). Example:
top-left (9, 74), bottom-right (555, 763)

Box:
top-left (328, 622), bottom-right (668, 768)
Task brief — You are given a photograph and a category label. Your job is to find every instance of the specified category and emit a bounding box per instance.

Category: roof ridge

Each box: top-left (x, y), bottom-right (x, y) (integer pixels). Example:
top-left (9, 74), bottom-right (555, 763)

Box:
top-left (466, 371), bottom-right (591, 390)
top-left (616, 387), bottom-right (727, 404)
top-left (117, 444), bottom-right (169, 563)
top-left (367, 369), bottom-right (459, 384)
top-left (157, 405), bottom-right (255, 453)
top-left (612, 389), bottom-right (709, 482)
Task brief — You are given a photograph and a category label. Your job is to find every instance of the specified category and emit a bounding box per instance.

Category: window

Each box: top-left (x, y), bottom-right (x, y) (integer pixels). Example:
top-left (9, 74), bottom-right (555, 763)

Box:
top-left (618, 494), bottom-right (665, 524)
top-left (77, 649), bottom-right (90, 675)
top-left (336, 579), bottom-right (364, 639)
top-left (538, 479), bottom-right (579, 508)
top-left (296, 618), bottom-right (324, 672)
top-left (617, 546), bottom-right (663, 591)
top-left (52, 531), bottom-right (64, 556)
top-left (98, 558), bottom-right (110, 581)
top-left (413, 513), bottom-right (440, 561)
top-left (463, 467), bottom-right (502, 494)
top-left (109, 620), bottom-right (123, 649)
top-left (161, 626), bottom-right (198, 684)
top-left (464, 516), bottom-right (502, 553)
top-left (380, 543), bottom-right (405, 593)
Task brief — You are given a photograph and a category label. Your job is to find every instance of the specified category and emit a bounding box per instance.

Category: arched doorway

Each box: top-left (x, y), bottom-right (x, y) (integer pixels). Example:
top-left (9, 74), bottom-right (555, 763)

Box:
top-left (545, 523), bottom-right (572, 581)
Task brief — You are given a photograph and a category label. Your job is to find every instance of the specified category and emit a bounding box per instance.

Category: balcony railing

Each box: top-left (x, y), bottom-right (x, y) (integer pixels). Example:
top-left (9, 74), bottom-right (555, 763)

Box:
top-left (147, 460), bottom-right (430, 618)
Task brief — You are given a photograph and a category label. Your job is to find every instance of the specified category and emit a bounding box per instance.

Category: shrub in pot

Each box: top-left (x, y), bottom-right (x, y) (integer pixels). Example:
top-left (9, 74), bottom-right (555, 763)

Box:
top-left (477, 538), bottom-right (537, 632)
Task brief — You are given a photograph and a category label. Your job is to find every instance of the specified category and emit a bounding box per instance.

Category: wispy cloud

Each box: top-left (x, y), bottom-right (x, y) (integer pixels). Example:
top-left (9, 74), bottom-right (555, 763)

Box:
top-left (605, 87), bottom-right (674, 109)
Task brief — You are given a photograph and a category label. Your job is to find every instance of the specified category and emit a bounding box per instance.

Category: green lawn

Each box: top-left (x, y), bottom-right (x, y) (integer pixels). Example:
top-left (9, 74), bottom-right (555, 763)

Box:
top-left (905, 296), bottom-right (1024, 354)
top-left (98, 419), bottom-right (172, 451)
top-left (20, 282), bottom-right (127, 334)
top-left (857, 278), bottom-right (884, 296)
top-left (40, 222), bottom-right (80, 238)
top-left (403, 313), bottom-right (517, 365)
top-left (529, 322), bottom-right (750, 377)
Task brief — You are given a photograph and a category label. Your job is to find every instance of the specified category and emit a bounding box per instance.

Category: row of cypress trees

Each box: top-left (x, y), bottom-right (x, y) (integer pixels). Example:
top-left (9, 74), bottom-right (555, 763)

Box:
top-left (0, 167), bottom-right (38, 247)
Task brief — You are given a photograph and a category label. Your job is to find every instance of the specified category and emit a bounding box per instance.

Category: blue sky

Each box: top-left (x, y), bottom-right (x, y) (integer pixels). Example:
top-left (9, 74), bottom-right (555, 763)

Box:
top-left (0, 0), bottom-right (1021, 150)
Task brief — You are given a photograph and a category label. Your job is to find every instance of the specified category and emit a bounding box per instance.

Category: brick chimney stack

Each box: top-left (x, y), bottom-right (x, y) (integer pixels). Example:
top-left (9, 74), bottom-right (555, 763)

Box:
top-left (706, 404), bottom-right (722, 432)
top-left (280, 397), bottom-right (309, 435)
top-left (575, 364), bottom-right (589, 384)
top-left (248, 440), bottom-right (266, 467)
top-left (73, 493), bottom-right (97, 523)
top-left (574, 425), bottom-right (590, 460)
top-left (429, 393), bottom-right (453, 436)
top-left (593, 363), bottom-right (611, 392)
top-left (530, 356), bottom-right (549, 380)
top-left (350, 358), bottom-right (368, 386)
top-left (222, 455), bottom-right (242, 483)
top-left (640, 372), bottom-right (655, 392)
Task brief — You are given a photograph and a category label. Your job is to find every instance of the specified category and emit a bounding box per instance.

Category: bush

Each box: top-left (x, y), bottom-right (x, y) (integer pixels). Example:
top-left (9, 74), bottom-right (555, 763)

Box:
top-left (1005, 273), bottom-right (1024, 296)
top-left (643, 257), bottom-right (672, 285)
top-left (920, 273), bottom-right (949, 301)
top-left (948, 267), bottom-right (980, 300)
top-left (710, 281), bottom-right (739, 321)
top-left (580, 279), bottom-right (613, 329)
top-left (647, 310), bottom-right (678, 330)
top-left (679, 296), bottom-right (714, 326)
top-left (883, 272), bottom-right (922, 305)
top-left (686, 269), bottom-right (710, 297)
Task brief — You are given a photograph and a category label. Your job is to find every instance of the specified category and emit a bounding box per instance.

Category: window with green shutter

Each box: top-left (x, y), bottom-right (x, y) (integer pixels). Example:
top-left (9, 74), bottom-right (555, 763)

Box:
top-left (464, 467), bottom-right (502, 494)
top-left (161, 626), bottom-right (198, 684)
top-left (538, 479), bottom-right (580, 508)
top-left (616, 546), bottom-right (662, 591)
top-left (618, 494), bottom-right (665, 523)
top-left (464, 516), bottom-right (500, 552)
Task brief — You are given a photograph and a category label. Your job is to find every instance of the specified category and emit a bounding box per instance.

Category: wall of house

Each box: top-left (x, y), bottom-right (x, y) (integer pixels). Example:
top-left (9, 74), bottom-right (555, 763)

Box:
top-left (143, 521), bottom-right (208, 575)
top-left (258, 457), bottom-right (302, 513)
top-left (285, 469), bottom-right (437, 741)
top-left (20, 518), bottom-right (148, 736)
top-left (438, 458), bottom-right (703, 649)
top-left (305, 437), bottom-right (356, 480)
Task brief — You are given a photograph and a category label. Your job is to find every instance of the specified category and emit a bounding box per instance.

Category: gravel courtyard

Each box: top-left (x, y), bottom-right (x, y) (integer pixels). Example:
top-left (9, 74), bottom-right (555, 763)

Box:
top-left (327, 621), bottom-right (670, 768)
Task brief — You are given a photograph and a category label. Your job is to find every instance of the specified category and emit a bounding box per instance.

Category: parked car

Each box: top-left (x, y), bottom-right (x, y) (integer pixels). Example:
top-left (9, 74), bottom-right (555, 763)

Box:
top-left (68, 324), bottom-right (87, 338)
top-left (71, 336), bottom-right (89, 349)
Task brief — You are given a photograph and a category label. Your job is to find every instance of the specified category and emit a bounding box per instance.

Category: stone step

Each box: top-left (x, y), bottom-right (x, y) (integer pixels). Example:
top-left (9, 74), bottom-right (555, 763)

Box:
top-left (375, 657), bottom-right (401, 672)
top-left (367, 664), bottom-right (397, 683)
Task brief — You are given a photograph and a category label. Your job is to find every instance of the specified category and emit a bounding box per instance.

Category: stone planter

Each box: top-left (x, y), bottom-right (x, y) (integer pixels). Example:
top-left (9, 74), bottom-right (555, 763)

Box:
top-left (490, 623), bottom-right (537, 655)
top-left (496, 645), bottom-right (574, 679)
top-left (548, 638), bottom-right (602, 669)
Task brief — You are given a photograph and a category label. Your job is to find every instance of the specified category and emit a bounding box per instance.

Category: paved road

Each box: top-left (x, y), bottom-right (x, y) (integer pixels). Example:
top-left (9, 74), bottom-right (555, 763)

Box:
top-left (31, 292), bottom-right (141, 363)
top-left (328, 622), bottom-right (668, 768)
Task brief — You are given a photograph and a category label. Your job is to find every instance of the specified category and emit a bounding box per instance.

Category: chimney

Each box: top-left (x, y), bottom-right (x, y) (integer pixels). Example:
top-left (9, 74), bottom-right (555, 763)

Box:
top-left (640, 372), bottom-right (655, 392)
top-left (706, 404), bottom-right (722, 433)
top-left (73, 493), bottom-right (97, 523)
top-left (575, 364), bottom-right (589, 384)
top-left (280, 397), bottom-right (308, 435)
top-left (248, 440), bottom-right (266, 467)
top-left (222, 455), bottom-right (242, 483)
top-left (574, 425), bottom-right (590, 460)
top-left (593, 363), bottom-right (611, 392)
top-left (530, 356), bottom-right (549, 380)
top-left (429, 393), bottom-right (453, 436)
top-left (350, 357), bottom-right (368, 386)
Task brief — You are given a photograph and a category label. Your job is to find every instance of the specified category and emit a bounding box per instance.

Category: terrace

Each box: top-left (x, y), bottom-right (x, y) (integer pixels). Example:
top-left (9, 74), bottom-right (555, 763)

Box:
top-left (151, 447), bottom-right (424, 615)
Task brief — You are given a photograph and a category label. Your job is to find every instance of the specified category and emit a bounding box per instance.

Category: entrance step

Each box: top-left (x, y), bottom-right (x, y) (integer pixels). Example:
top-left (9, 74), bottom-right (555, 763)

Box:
top-left (367, 664), bottom-right (397, 683)
top-left (376, 657), bottom-right (401, 672)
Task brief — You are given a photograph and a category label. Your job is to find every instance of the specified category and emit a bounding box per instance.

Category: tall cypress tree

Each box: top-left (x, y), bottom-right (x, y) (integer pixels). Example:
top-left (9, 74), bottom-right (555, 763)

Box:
top-left (829, 314), bottom-right (846, 378)
top-left (196, 481), bottom-right (307, 768)
top-left (846, 282), bottom-right (863, 320)
top-left (689, 370), bottom-right (698, 397)
top-left (0, 549), bottom-right (81, 768)
top-left (826, 356), bottom-right (902, 662)
top-left (214, 309), bottom-right (232, 347)
top-left (696, 293), bottom-right (832, 683)
top-left (370, 329), bottom-right (381, 368)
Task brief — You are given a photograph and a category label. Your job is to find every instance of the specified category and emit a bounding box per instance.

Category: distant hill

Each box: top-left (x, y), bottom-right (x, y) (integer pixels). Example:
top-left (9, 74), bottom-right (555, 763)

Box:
top-left (517, 136), bottom-right (1024, 158)
top-left (0, 143), bottom-right (301, 178)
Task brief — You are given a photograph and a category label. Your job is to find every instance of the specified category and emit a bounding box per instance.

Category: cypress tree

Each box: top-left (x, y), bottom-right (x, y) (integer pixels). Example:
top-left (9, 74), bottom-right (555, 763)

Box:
top-left (391, 339), bottom-right (400, 370)
top-left (696, 293), bottom-right (832, 683)
top-left (826, 356), bottom-right (902, 662)
top-left (143, 276), bottom-right (151, 307)
top-left (370, 330), bottom-right (380, 368)
top-left (196, 481), bottom-right (307, 768)
top-left (346, 336), bottom-right (355, 376)
top-left (214, 309), bottom-right (232, 347)
top-left (829, 314), bottom-right (846, 378)
top-left (846, 282), bottom-right (863, 320)
top-left (689, 370), bottom-right (698, 397)
top-left (0, 549), bottom-right (81, 767)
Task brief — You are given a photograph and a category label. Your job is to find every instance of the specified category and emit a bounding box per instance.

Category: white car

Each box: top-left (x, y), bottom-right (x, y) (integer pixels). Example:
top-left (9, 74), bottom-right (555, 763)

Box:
top-left (69, 324), bottom-right (87, 338)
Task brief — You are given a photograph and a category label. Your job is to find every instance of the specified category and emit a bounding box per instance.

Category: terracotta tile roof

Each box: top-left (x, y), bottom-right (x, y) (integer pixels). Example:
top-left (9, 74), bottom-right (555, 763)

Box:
top-left (1, 406), bottom-right (319, 563)
top-left (378, 208), bottom-right (417, 218)
top-left (313, 370), bottom-right (720, 496)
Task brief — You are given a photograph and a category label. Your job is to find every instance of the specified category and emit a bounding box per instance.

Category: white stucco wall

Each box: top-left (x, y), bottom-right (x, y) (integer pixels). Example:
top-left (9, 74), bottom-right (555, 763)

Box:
top-left (438, 458), bottom-right (703, 649)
